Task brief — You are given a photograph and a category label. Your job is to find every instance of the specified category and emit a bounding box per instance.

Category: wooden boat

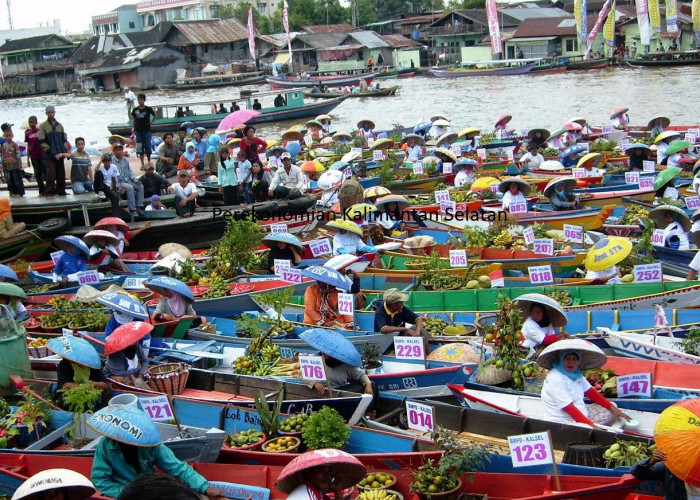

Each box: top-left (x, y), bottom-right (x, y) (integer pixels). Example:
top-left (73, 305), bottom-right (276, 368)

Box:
top-left (430, 62), bottom-right (536, 77)
top-left (375, 67), bottom-right (416, 79)
top-left (11, 192), bottom-right (132, 227)
top-left (303, 85), bottom-right (399, 99)
top-left (266, 72), bottom-right (376, 89)
top-left (529, 62), bottom-right (567, 74)
top-left (369, 358), bottom-right (476, 394)
top-left (447, 385), bottom-right (659, 438)
top-left (386, 175), bottom-right (450, 194)
top-left (161, 72), bottom-right (266, 90)
top-left (602, 356), bottom-right (700, 397)
top-left (0, 231), bottom-right (51, 264)
top-left (107, 89), bottom-right (346, 135)
top-left (601, 328), bottom-right (700, 365)
top-left (565, 58), bottom-right (609, 70)
top-left (626, 50), bottom-right (700, 67)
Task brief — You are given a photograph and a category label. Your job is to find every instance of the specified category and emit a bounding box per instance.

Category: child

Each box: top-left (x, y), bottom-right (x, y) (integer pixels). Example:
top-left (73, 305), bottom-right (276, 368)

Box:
top-left (217, 147), bottom-right (239, 206)
top-left (1, 124), bottom-right (24, 197)
top-left (24, 116), bottom-right (46, 196)
top-left (236, 149), bottom-right (253, 204)
top-left (145, 194), bottom-right (165, 211)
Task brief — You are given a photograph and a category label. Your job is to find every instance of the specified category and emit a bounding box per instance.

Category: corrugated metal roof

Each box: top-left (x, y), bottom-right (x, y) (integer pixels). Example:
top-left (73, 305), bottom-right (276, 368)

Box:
top-left (499, 7), bottom-right (570, 20)
top-left (347, 31), bottom-right (389, 49)
top-left (259, 32), bottom-right (301, 48)
top-left (512, 15), bottom-right (597, 38)
top-left (170, 19), bottom-right (248, 44)
top-left (302, 24), bottom-right (354, 34)
top-left (0, 34), bottom-right (74, 52)
top-left (378, 34), bottom-right (423, 48)
top-left (295, 33), bottom-right (347, 49)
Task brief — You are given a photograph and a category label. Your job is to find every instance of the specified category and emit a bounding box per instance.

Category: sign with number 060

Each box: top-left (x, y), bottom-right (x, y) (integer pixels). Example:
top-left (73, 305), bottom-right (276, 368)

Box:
top-left (616, 373), bottom-right (652, 398)
top-left (394, 336), bottom-right (425, 360)
top-left (140, 395), bottom-right (174, 422)
top-left (77, 270), bottom-right (100, 285)
top-left (508, 431), bottom-right (554, 467)
top-left (270, 224), bottom-right (287, 234)
top-left (449, 249), bottom-right (467, 267)
top-left (299, 356), bottom-right (326, 382)
top-left (528, 265), bottom-right (554, 285)
top-left (634, 263), bottom-right (662, 283)
top-left (406, 401), bottom-right (434, 433)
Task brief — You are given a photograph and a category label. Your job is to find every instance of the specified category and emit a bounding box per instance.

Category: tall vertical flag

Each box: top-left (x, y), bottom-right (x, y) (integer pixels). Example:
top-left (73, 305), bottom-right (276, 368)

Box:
top-left (648, 0), bottom-right (661, 33)
top-left (636, 0), bottom-right (651, 46)
top-left (586, 0), bottom-right (612, 56)
top-left (283, 0), bottom-right (293, 73)
top-left (486, 0), bottom-right (502, 54)
top-left (574, 0), bottom-right (588, 44)
top-left (666, 0), bottom-right (678, 33)
top-left (693, 0), bottom-right (700, 47)
top-left (247, 8), bottom-right (256, 61)
top-left (603, 0), bottom-right (616, 56)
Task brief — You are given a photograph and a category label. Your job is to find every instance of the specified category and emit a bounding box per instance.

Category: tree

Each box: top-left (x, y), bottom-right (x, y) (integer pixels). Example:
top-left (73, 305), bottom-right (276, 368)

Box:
top-left (356, 0), bottom-right (379, 26)
top-left (215, 3), bottom-right (236, 19)
top-left (232, 1), bottom-right (261, 26)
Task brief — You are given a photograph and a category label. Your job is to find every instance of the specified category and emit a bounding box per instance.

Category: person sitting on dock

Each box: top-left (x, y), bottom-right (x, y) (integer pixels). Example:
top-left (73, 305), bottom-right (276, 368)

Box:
top-left (140, 164), bottom-right (170, 199)
top-left (169, 170), bottom-right (198, 218)
top-left (268, 152), bottom-right (304, 200)
top-left (177, 142), bottom-right (200, 183)
top-left (95, 154), bottom-right (123, 217)
top-left (155, 132), bottom-right (180, 179)
top-left (113, 144), bottom-right (145, 217)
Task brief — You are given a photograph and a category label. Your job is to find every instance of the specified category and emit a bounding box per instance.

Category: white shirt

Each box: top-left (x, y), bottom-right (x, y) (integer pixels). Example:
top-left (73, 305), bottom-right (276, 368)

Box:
top-left (583, 167), bottom-right (605, 177)
top-left (99, 164), bottom-right (120, 189)
top-left (662, 221), bottom-right (690, 250)
top-left (502, 191), bottom-right (526, 211)
top-left (657, 142), bottom-right (669, 164)
top-left (172, 181), bottom-right (197, 200)
top-left (666, 153), bottom-right (681, 169)
top-left (269, 165), bottom-right (305, 192)
top-left (585, 265), bottom-right (621, 284)
top-left (405, 145), bottom-right (422, 162)
top-left (690, 251), bottom-right (700, 271)
top-left (429, 126), bottom-right (447, 140)
top-left (454, 170), bottom-right (474, 188)
top-left (375, 211), bottom-right (401, 231)
top-left (124, 90), bottom-right (136, 103)
top-left (662, 185), bottom-right (680, 200)
top-left (521, 317), bottom-right (556, 349)
top-left (519, 152), bottom-right (544, 171)
top-left (541, 368), bottom-right (592, 424)
top-left (332, 231), bottom-right (364, 256)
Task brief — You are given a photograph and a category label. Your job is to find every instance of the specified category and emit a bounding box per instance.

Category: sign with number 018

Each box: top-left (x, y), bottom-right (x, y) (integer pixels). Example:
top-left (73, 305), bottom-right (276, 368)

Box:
top-left (616, 373), bottom-right (652, 398)
top-left (394, 337), bottom-right (425, 360)
top-left (77, 270), bottom-right (100, 285)
top-left (533, 238), bottom-right (554, 256)
top-left (522, 226), bottom-right (535, 245)
top-left (405, 401), bottom-right (434, 433)
top-left (270, 224), bottom-right (287, 234)
top-left (563, 224), bottom-right (583, 244)
top-left (528, 265), bottom-right (554, 285)
top-left (413, 162), bottom-right (423, 175)
top-left (309, 238), bottom-right (332, 257)
top-left (449, 249), bottom-right (468, 267)
top-left (299, 356), bottom-right (326, 382)
top-left (650, 229), bottom-right (665, 246)
top-left (337, 293), bottom-right (354, 316)
top-left (140, 395), bottom-right (174, 422)
top-left (634, 263), bottom-right (662, 283)
top-left (508, 431), bottom-right (554, 467)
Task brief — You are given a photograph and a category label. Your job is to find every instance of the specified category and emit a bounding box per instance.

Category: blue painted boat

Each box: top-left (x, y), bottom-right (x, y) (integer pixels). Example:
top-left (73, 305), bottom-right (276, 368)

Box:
top-left (26, 271), bottom-right (128, 292)
top-left (369, 358), bottom-right (476, 393)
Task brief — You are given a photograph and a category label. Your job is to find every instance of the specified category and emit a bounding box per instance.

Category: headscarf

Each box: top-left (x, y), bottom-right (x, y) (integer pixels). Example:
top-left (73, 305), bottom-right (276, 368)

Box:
top-left (206, 134), bottom-right (221, 154)
top-left (166, 291), bottom-right (187, 317)
top-left (71, 362), bottom-right (91, 384)
top-left (183, 142), bottom-right (197, 163)
top-left (114, 311), bottom-right (134, 325)
top-left (317, 285), bottom-right (337, 324)
top-left (552, 349), bottom-right (582, 381)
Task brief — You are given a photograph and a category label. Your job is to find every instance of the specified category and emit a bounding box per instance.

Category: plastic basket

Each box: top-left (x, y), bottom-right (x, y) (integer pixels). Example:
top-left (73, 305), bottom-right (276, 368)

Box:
top-left (144, 362), bottom-right (191, 395)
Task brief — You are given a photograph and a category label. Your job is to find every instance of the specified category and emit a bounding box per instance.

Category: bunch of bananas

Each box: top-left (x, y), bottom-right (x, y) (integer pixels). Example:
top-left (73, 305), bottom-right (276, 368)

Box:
top-left (619, 206), bottom-right (649, 225)
top-left (492, 230), bottom-right (514, 249)
top-left (260, 344), bottom-right (280, 363)
top-left (202, 277), bottom-right (229, 299)
top-left (463, 227), bottom-right (491, 248)
top-left (263, 318), bottom-right (295, 337)
top-left (244, 251), bottom-right (269, 270)
top-left (452, 191), bottom-right (475, 202)
top-left (423, 317), bottom-right (448, 336)
top-left (357, 490), bottom-right (400, 500)
top-left (546, 290), bottom-right (572, 306)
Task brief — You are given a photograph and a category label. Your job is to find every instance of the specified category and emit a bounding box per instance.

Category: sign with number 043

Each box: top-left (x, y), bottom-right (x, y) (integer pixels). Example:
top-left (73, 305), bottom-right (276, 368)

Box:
top-left (634, 263), bottom-right (662, 283)
top-left (140, 395), bottom-right (174, 422)
top-left (616, 373), bottom-right (652, 398)
top-left (299, 356), bottom-right (326, 382)
top-left (394, 337), bottom-right (425, 360)
top-left (309, 238), bottom-right (332, 257)
top-left (405, 401), bottom-right (434, 433)
top-left (508, 431), bottom-right (554, 467)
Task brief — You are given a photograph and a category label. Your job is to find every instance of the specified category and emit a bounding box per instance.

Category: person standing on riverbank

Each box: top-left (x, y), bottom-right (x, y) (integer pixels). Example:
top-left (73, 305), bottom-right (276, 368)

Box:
top-left (131, 94), bottom-right (156, 171)
top-left (24, 116), bottom-right (45, 196)
top-left (38, 105), bottom-right (69, 197)
top-left (124, 87), bottom-right (136, 121)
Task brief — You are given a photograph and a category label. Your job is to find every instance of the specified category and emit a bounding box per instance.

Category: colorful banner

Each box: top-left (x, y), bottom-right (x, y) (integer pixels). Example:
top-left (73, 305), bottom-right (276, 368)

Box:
top-left (648, 0), bottom-right (661, 33)
top-left (604, 0), bottom-right (616, 53)
top-left (694, 0), bottom-right (700, 31)
top-left (587, 0), bottom-right (611, 53)
top-left (247, 8), bottom-right (256, 60)
top-left (486, 0), bottom-right (502, 54)
top-left (283, 0), bottom-right (292, 71)
top-left (636, 0), bottom-right (651, 46)
top-left (574, 0), bottom-right (588, 43)
top-left (666, 0), bottom-right (678, 33)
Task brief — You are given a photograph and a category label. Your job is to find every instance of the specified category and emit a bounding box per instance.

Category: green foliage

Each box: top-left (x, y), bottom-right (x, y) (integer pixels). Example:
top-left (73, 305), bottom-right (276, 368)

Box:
top-left (302, 406), bottom-right (350, 450)
top-left (215, 3), bottom-right (236, 19)
top-left (0, 399), bottom-right (8, 418)
top-left (253, 287), bottom-right (295, 327)
top-left (59, 382), bottom-right (103, 437)
top-left (361, 344), bottom-right (381, 368)
top-left (235, 313), bottom-right (267, 338)
top-left (174, 258), bottom-right (202, 282)
top-left (3, 392), bottom-right (50, 435)
top-left (253, 388), bottom-right (284, 437)
top-left (679, 327), bottom-right (700, 356)
top-left (206, 215), bottom-right (267, 279)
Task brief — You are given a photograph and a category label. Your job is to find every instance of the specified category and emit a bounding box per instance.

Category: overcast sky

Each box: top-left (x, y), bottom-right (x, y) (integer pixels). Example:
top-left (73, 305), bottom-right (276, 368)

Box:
top-left (3, 0), bottom-right (136, 33)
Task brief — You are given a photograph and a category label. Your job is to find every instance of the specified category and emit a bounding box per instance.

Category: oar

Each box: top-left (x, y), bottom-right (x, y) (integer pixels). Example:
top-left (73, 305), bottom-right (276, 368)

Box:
top-left (10, 375), bottom-right (61, 411)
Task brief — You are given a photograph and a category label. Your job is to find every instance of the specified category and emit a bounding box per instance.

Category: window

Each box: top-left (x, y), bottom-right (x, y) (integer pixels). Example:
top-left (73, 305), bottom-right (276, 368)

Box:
top-left (258, 3), bottom-right (267, 14)
top-left (210, 5), bottom-right (218, 16)
top-left (194, 7), bottom-right (205, 20)
top-left (565, 39), bottom-right (578, 52)
top-left (129, 21), bottom-right (135, 29)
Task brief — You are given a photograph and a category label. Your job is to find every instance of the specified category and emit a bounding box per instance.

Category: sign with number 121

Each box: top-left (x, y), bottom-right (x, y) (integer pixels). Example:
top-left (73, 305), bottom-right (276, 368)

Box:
top-left (508, 431), bottom-right (554, 467)
top-left (405, 401), bottom-right (434, 433)
top-left (140, 395), bottom-right (174, 422)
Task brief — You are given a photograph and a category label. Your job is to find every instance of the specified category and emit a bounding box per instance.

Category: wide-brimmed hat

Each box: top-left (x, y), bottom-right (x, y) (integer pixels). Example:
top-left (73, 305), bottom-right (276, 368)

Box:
top-left (384, 287), bottom-right (409, 304)
top-left (105, 321), bottom-right (154, 355)
top-left (266, 145), bottom-right (287, 157)
top-left (357, 119), bottom-right (375, 130)
top-left (561, 145), bottom-right (587, 158)
top-left (301, 160), bottom-right (325, 173)
top-left (568, 117), bottom-right (588, 127)
top-left (649, 205), bottom-right (691, 232)
top-left (97, 292), bottom-right (148, 319)
top-left (301, 266), bottom-right (352, 291)
top-left (11, 469), bottom-right (95, 500)
top-left (327, 219), bottom-right (363, 236)
top-left (647, 116), bottom-right (671, 130)
top-left (282, 129), bottom-right (303, 142)
top-left (495, 114), bottom-right (512, 128)
top-left (375, 194), bottom-right (410, 210)
top-left (454, 158), bottom-right (478, 170)
top-left (654, 131), bottom-right (681, 144)
top-left (83, 229), bottom-right (120, 247)
top-left (145, 276), bottom-right (194, 301)
top-left (537, 338), bottom-right (607, 370)
top-left (262, 232), bottom-right (303, 252)
top-left (430, 114), bottom-right (450, 123)
top-left (87, 405), bottom-right (162, 447)
top-left (275, 449), bottom-right (366, 494)
top-left (528, 128), bottom-right (550, 140)
top-left (432, 119), bottom-right (450, 128)
top-left (47, 336), bottom-right (101, 369)
top-left (543, 177), bottom-right (577, 198)
top-left (305, 119), bottom-right (323, 129)
top-left (369, 138), bottom-right (394, 151)
top-left (653, 167), bottom-right (681, 192)
top-left (626, 143), bottom-right (651, 154)
top-left (434, 148), bottom-right (458, 163)
top-left (0, 264), bottom-right (18, 282)
top-left (549, 128), bottom-right (567, 139)
top-left (318, 170), bottom-right (344, 190)
top-left (364, 186), bottom-right (391, 198)
top-left (316, 114), bottom-right (332, 123)
top-left (0, 282), bottom-right (26, 299)
top-left (498, 177), bottom-right (531, 195)
top-left (577, 152), bottom-right (604, 170)
top-left (54, 235), bottom-right (89, 257)
top-left (95, 217), bottom-right (129, 232)
top-left (332, 131), bottom-right (352, 142)
top-left (665, 140), bottom-right (691, 156)
top-left (610, 106), bottom-right (629, 119)
top-left (514, 293), bottom-right (568, 328)
top-left (584, 237), bottom-right (633, 271)
top-left (458, 127), bottom-right (480, 138)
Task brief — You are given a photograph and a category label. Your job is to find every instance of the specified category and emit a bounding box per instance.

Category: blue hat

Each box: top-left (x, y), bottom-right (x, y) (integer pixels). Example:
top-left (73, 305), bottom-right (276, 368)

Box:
top-left (97, 292), bottom-right (148, 319)
top-left (87, 405), bottom-right (162, 447)
top-left (0, 264), bottom-right (18, 282)
top-left (145, 276), bottom-right (194, 301)
top-left (560, 145), bottom-right (587, 158)
top-left (300, 328), bottom-right (362, 367)
top-left (54, 235), bottom-right (89, 257)
top-left (262, 232), bottom-right (303, 252)
top-left (150, 194), bottom-right (161, 203)
top-left (46, 336), bottom-right (101, 369)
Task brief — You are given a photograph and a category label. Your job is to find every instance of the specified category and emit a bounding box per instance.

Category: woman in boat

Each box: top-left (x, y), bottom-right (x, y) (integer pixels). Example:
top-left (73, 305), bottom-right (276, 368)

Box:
top-left (631, 449), bottom-right (696, 500)
top-left (655, 132), bottom-right (680, 165)
top-left (95, 217), bottom-right (150, 253)
top-left (0, 283), bottom-right (26, 320)
top-left (90, 406), bottom-right (225, 500)
top-left (429, 118), bottom-right (450, 141)
top-left (331, 224), bottom-right (377, 256)
top-left (648, 116), bottom-right (669, 139)
top-left (453, 159), bottom-right (477, 188)
top-left (499, 178), bottom-right (530, 213)
top-left (357, 119), bottom-right (375, 143)
top-left (515, 294), bottom-right (571, 354)
top-left (250, 160), bottom-right (272, 202)
top-left (303, 281), bottom-right (355, 328)
top-left (374, 195), bottom-right (409, 236)
top-left (202, 133), bottom-right (220, 176)
top-left (264, 233), bottom-right (303, 273)
top-left (309, 351), bottom-right (374, 397)
top-left (461, 127), bottom-right (480, 153)
top-left (611, 107), bottom-right (630, 130)
top-left (545, 178), bottom-right (579, 211)
top-left (85, 229), bottom-right (129, 273)
top-left (177, 142), bottom-right (199, 183)
top-left (52, 235), bottom-right (89, 283)
top-left (12, 469), bottom-right (95, 500)
top-left (650, 205), bottom-right (691, 251)
top-left (579, 153), bottom-right (606, 177)
top-left (306, 120), bottom-right (325, 143)
top-left (584, 237), bottom-right (630, 285)
top-left (539, 339), bottom-right (631, 427)
top-left (560, 145), bottom-right (586, 169)
top-left (656, 177), bottom-right (681, 201)
top-left (519, 142), bottom-right (544, 173)
top-left (627, 144), bottom-right (652, 171)
top-left (103, 321), bottom-right (151, 380)
top-left (145, 277), bottom-right (205, 327)
top-left (239, 125), bottom-right (267, 165)
top-left (402, 134), bottom-right (424, 163)
top-left (494, 114), bottom-right (513, 139)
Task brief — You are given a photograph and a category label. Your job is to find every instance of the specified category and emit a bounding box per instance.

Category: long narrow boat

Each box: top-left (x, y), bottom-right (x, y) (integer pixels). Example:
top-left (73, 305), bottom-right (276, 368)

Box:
top-left (430, 63), bottom-right (535, 77)
top-left (602, 328), bottom-right (700, 365)
top-left (601, 356), bottom-right (700, 396)
top-left (369, 358), bottom-right (475, 394)
top-left (0, 231), bottom-right (51, 264)
top-left (161, 73), bottom-right (266, 90)
top-left (302, 85), bottom-right (399, 99)
top-left (266, 73), bottom-right (376, 89)
top-left (386, 175), bottom-right (450, 194)
top-left (626, 51), bottom-right (700, 67)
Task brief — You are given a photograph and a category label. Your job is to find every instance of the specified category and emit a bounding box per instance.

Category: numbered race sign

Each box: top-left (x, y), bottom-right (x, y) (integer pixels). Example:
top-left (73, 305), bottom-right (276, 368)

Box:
top-left (625, 172), bottom-right (640, 185)
top-left (533, 238), bottom-right (554, 256)
top-left (367, 138), bottom-right (375, 147)
top-left (508, 431), bottom-right (554, 467)
top-left (309, 238), bottom-right (332, 257)
top-left (476, 148), bottom-right (487, 159)
top-left (506, 150), bottom-right (514, 162)
top-left (394, 337), bottom-right (425, 360)
top-left (451, 145), bottom-right (462, 156)
top-left (281, 268), bottom-right (302, 284)
top-left (50, 250), bottom-right (65, 266)
top-left (618, 140), bottom-right (630, 152)
top-left (522, 226), bottom-right (535, 246)
top-left (528, 265), bottom-right (554, 285)
top-left (435, 189), bottom-right (451, 203)
top-left (650, 229), bottom-right (665, 246)
top-left (77, 270), bottom-right (100, 286)
top-left (520, 129), bottom-right (529, 137)
top-left (634, 263), bottom-right (662, 283)
top-left (643, 160), bottom-right (656, 172)
top-left (563, 224), bottom-right (583, 244)
top-left (616, 373), bottom-right (652, 398)
top-left (405, 401), bottom-right (434, 433)
top-left (639, 175), bottom-right (654, 189)
top-left (304, 134), bottom-right (313, 146)
top-left (344, 167), bottom-right (353, 179)
top-left (376, 132), bottom-right (387, 139)
top-left (299, 355), bottom-right (326, 382)
top-left (270, 223), bottom-right (287, 234)
top-left (449, 249), bottom-right (468, 267)
top-left (351, 147), bottom-right (363, 155)
top-left (686, 132), bottom-right (698, 144)
top-left (509, 202), bottom-right (528, 215)
top-left (413, 162), bottom-right (424, 175)
top-left (123, 277), bottom-right (148, 290)
top-left (602, 125), bottom-right (614, 134)
top-left (373, 150), bottom-right (385, 161)
top-left (440, 200), bottom-right (456, 215)
top-left (337, 293), bottom-right (354, 316)
top-left (490, 184), bottom-right (500, 194)
top-left (442, 162), bottom-right (453, 174)
top-left (62, 328), bottom-right (73, 337)
top-left (140, 395), bottom-right (174, 422)
top-left (279, 347), bottom-right (295, 359)
top-left (273, 259), bottom-right (291, 275)
top-left (572, 168), bottom-right (586, 179)
top-left (685, 196), bottom-right (700, 211)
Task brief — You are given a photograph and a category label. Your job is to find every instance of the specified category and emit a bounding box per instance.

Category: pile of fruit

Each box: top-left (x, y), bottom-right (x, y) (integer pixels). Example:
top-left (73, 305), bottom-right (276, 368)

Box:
top-left (25, 283), bottom-right (59, 294)
top-left (422, 317), bottom-right (449, 337)
top-left (279, 413), bottom-right (308, 433)
top-left (356, 490), bottom-right (401, 500)
top-left (442, 324), bottom-right (471, 336)
top-left (40, 310), bottom-right (73, 328)
top-left (410, 460), bottom-right (457, 494)
top-left (174, 258), bottom-right (202, 283)
top-left (243, 251), bottom-right (269, 271)
top-left (358, 472), bottom-right (396, 490)
top-left (225, 429), bottom-right (264, 448)
top-left (589, 139), bottom-right (617, 152)
top-left (618, 206), bottom-right (649, 225)
top-left (233, 332), bottom-right (299, 377)
top-left (201, 277), bottom-right (229, 299)
top-left (603, 440), bottom-right (655, 468)
top-left (421, 273), bottom-right (492, 291)
top-left (262, 317), bottom-right (295, 337)
top-left (491, 230), bottom-right (514, 250)
top-left (262, 436), bottom-right (299, 452)
top-left (480, 297), bottom-right (527, 390)
top-left (69, 309), bottom-right (109, 330)
top-left (546, 289), bottom-right (573, 306)
top-left (540, 147), bottom-right (560, 157)
top-left (584, 368), bottom-right (618, 397)
top-left (27, 337), bottom-right (48, 348)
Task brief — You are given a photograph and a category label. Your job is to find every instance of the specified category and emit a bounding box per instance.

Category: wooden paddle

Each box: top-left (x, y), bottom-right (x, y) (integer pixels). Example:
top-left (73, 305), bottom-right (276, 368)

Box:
top-left (10, 375), bottom-right (61, 410)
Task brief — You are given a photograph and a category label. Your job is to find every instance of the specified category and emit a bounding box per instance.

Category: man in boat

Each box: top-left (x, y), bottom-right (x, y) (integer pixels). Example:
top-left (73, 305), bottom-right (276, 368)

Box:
top-left (268, 152), bottom-right (304, 200)
top-left (140, 163), bottom-right (170, 199)
top-left (113, 144), bottom-right (145, 216)
top-left (374, 288), bottom-right (425, 343)
top-left (631, 448), bottom-right (694, 500)
top-left (130, 93), bottom-right (157, 171)
top-left (253, 98), bottom-right (262, 110)
top-left (274, 94), bottom-right (286, 107)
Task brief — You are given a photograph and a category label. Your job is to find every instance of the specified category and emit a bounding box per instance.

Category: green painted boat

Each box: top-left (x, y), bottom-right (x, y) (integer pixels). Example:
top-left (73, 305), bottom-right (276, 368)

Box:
top-left (0, 231), bottom-right (51, 264)
top-left (385, 175), bottom-right (449, 194)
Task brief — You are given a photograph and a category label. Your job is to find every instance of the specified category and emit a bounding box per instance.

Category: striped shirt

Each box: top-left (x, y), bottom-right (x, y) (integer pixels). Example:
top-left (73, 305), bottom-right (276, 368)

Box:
top-left (70, 151), bottom-right (92, 182)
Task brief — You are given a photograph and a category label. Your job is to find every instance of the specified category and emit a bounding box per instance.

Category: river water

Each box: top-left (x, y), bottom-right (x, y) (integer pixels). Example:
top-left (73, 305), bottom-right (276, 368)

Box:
top-left (1, 65), bottom-right (696, 144)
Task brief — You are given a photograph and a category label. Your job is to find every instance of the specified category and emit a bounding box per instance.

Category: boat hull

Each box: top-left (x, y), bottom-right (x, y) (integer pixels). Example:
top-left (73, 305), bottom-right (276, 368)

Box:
top-left (266, 73), bottom-right (376, 89)
top-left (430, 64), bottom-right (535, 77)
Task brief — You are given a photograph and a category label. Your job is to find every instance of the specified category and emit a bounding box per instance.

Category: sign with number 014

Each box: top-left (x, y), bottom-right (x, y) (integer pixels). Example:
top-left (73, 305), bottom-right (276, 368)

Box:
top-left (634, 263), bottom-right (662, 283)
top-left (394, 337), bottom-right (425, 360)
top-left (508, 431), bottom-right (554, 467)
top-left (270, 224), bottom-right (287, 234)
top-left (413, 162), bottom-right (423, 175)
top-left (309, 238), bottom-right (332, 257)
top-left (337, 293), bottom-right (354, 316)
top-left (685, 196), bottom-right (700, 210)
top-left (299, 356), bottom-right (326, 382)
top-left (405, 401), bottom-right (434, 433)
top-left (140, 395), bottom-right (174, 422)
top-left (528, 265), bottom-right (554, 285)
top-left (442, 162), bottom-right (453, 174)
top-left (449, 249), bottom-right (468, 267)
top-left (522, 226), bottom-right (535, 245)
top-left (533, 238), bottom-right (554, 256)
top-left (650, 229), bottom-right (665, 246)
top-left (563, 224), bottom-right (583, 244)
top-left (77, 270), bottom-right (100, 286)
top-left (616, 373), bottom-right (652, 398)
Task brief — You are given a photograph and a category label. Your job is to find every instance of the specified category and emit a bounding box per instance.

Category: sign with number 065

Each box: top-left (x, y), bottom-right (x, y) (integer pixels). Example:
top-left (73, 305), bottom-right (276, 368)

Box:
top-left (508, 431), bottom-right (554, 467)
top-left (616, 373), bottom-right (652, 398)
top-left (634, 263), bottom-right (662, 283)
top-left (299, 356), bottom-right (326, 382)
top-left (337, 293), bottom-right (354, 316)
top-left (563, 224), bottom-right (583, 244)
top-left (449, 249), bottom-right (468, 267)
top-left (528, 265), bottom-right (554, 285)
top-left (77, 270), bottom-right (100, 285)
top-left (406, 401), bottom-right (434, 433)
top-left (140, 395), bottom-right (174, 422)
top-left (394, 337), bottom-right (425, 360)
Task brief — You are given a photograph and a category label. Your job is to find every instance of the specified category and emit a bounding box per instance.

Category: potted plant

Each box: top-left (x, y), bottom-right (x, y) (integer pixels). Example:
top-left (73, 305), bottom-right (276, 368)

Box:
top-left (3, 392), bottom-right (50, 446)
top-left (302, 406), bottom-right (350, 450)
top-left (58, 382), bottom-right (103, 448)
top-left (362, 344), bottom-right (382, 374)
top-left (410, 427), bottom-right (492, 500)
top-left (254, 388), bottom-right (284, 439)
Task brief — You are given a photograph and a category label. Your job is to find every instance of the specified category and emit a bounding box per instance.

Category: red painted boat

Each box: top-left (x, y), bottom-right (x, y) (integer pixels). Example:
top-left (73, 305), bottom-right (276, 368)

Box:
top-left (398, 71), bottom-right (416, 78)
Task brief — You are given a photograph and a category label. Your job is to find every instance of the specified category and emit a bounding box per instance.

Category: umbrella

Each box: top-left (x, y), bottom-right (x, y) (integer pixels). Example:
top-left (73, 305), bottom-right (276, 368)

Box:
top-left (647, 116), bottom-right (671, 130)
top-left (454, 158), bottom-right (478, 170)
top-left (363, 186), bottom-right (391, 199)
top-left (46, 336), bottom-right (101, 369)
top-left (0, 283), bottom-right (26, 299)
top-left (610, 106), bottom-right (629, 119)
top-left (357, 119), bottom-right (375, 130)
top-left (577, 152), bottom-right (604, 170)
top-left (401, 133), bottom-right (425, 146)
top-left (341, 151), bottom-right (362, 164)
top-left (266, 145), bottom-right (287, 157)
top-left (329, 161), bottom-right (349, 171)
top-left (216, 109), bottom-right (261, 132)
top-left (262, 232), bottom-right (304, 252)
top-left (97, 292), bottom-right (148, 319)
top-left (87, 405), bottom-right (162, 447)
top-left (432, 119), bottom-right (450, 128)
top-left (549, 128), bottom-right (567, 139)
top-left (654, 130), bottom-right (681, 144)
top-left (305, 119), bottom-right (323, 128)
top-left (540, 160), bottom-right (565, 171)
top-left (145, 276), bottom-right (194, 301)
top-left (470, 176), bottom-right (500, 192)
top-left (275, 449), bottom-right (366, 494)
top-left (584, 237), bottom-right (633, 271)
top-left (625, 143), bottom-right (651, 153)
top-left (286, 141), bottom-right (302, 160)
top-left (54, 235), bottom-right (89, 257)
top-left (317, 170), bottom-right (344, 190)
top-left (543, 177), bottom-right (577, 198)
top-left (458, 127), bottom-right (480, 138)
top-left (226, 138), bottom-right (242, 148)
top-left (537, 338), bottom-right (607, 370)
top-left (653, 167), bottom-right (682, 191)
top-left (0, 264), bottom-right (18, 282)
top-left (327, 219), bottom-right (363, 236)
top-left (301, 266), bottom-right (352, 291)
top-left (563, 122), bottom-right (583, 132)
top-left (528, 128), bottom-right (551, 140)
top-left (568, 117), bottom-right (588, 126)
top-left (434, 148), bottom-right (458, 163)
top-left (95, 217), bottom-right (129, 232)
top-left (300, 328), bottom-right (362, 366)
top-left (375, 194), bottom-right (410, 211)
top-left (282, 129), bottom-right (303, 142)
top-left (332, 131), bottom-right (352, 142)
top-left (560, 145), bottom-right (587, 158)
top-left (430, 114), bottom-right (450, 122)
top-left (104, 321), bottom-right (154, 355)
top-left (413, 121), bottom-right (432, 134)
top-left (323, 254), bottom-right (361, 271)
top-left (665, 140), bottom-right (691, 156)
top-left (654, 399), bottom-right (700, 487)
top-left (514, 293), bottom-right (568, 328)
top-left (316, 114), bottom-right (332, 123)
top-left (11, 469), bottom-right (95, 500)
top-left (83, 230), bottom-right (120, 247)
top-left (346, 203), bottom-right (377, 220)
top-left (369, 138), bottom-right (393, 151)
top-left (495, 114), bottom-right (512, 128)
top-left (301, 160), bottom-right (325, 174)
top-left (498, 177), bottom-right (532, 196)
top-left (649, 205), bottom-right (691, 232)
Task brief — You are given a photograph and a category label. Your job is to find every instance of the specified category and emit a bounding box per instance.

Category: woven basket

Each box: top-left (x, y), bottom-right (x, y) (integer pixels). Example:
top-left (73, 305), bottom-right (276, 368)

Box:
top-left (145, 362), bottom-right (191, 395)
top-left (475, 364), bottom-right (512, 385)
top-left (475, 314), bottom-right (498, 337)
